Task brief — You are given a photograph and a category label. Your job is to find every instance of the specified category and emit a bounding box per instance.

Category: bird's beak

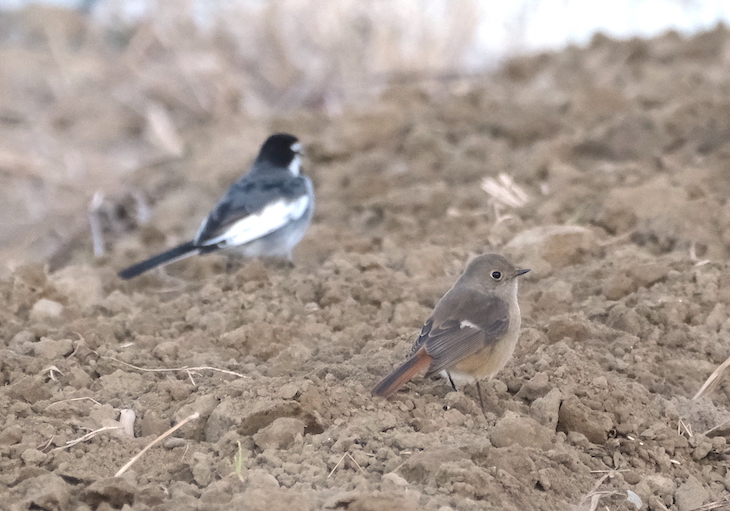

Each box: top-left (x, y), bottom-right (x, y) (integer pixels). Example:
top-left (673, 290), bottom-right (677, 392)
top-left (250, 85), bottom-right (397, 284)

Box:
top-left (514, 268), bottom-right (530, 277)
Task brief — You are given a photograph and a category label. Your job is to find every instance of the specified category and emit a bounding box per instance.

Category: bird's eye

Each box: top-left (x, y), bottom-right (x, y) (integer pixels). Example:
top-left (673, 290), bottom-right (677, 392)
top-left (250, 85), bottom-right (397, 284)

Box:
top-left (491, 271), bottom-right (502, 280)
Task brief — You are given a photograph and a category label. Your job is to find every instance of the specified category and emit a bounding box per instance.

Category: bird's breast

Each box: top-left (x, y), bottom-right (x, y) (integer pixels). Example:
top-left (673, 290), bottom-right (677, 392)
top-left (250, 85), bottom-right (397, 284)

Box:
top-left (451, 301), bottom-right (521, 380)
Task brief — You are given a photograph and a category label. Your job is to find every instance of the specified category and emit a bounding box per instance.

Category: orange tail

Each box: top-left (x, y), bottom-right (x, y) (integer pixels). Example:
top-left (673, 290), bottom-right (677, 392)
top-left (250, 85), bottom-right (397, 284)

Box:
top-left (372, 349), bottom-right (433, 398)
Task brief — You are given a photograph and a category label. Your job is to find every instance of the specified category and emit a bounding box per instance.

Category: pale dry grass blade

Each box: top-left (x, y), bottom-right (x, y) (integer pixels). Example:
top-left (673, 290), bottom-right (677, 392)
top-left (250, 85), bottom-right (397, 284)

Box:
top-left (693, 353), bottom-right (730, 400)
top-left (145, 101), bottom-right (185, 157)
top-left (53, 426), bottom-right (122, 451)
top-left (481, 173), bottom-right (529, 208)
top-left (573, 471), bottom-right (621, 511)
top-left (107, 356), bottom-right (246, 381)
top-left (691, 494), bottom-right (730, 511)
top-left (703, 418), bottom-right (730, 437)
top-left (46, 396), bottom-right (102, 408)
top-left (115, 412), bottom-right (199, 477)
top-left (327, 452), bottom-right (365, 479)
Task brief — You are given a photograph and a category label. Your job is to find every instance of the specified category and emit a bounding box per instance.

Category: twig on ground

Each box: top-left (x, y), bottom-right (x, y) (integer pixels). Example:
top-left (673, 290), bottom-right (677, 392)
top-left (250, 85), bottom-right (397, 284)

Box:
top-left (327, 452), bottom-right (365, 479)
top-left (481, 173), bottom-right (529, 209)
top-left (37, 436), bottom-right (55, 452)
top-left (598, 230), bottom-right (634, 247)
top-left (691, 494), bottom-right (730, 511)
top-left (47, 396), bottom-right (102, 408)
top-left (106, 356), bottom-right (246, 384)
top-left (703, 418), bottom-right (730, 437)
top-left (693, 354), bottom-right (730, 400)
top-left (574, 470), bottom-right (622, 511)
top-left (52, 426), bottom-right (122, 451)
top-left (677, 418), bottom-right (693, 437)
top-left (115, 412), bottom-right (200, 477)
top-left (42, 365), bottom-right (64, 381)
top-left (689, 241), bottom-right (711, 266)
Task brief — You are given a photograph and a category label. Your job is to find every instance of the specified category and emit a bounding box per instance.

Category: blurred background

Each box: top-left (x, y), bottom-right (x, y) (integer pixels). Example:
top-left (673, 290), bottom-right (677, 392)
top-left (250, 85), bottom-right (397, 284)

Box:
top-left (0, 0), bottom-right (728, 272)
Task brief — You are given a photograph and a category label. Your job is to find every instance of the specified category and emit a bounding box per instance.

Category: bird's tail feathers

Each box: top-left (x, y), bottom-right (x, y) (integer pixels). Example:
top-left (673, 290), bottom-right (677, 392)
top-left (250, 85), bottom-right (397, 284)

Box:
top-left (118, 241), bottom-right (199, 279)
top-left (372, 349), bottom-right (432, 398)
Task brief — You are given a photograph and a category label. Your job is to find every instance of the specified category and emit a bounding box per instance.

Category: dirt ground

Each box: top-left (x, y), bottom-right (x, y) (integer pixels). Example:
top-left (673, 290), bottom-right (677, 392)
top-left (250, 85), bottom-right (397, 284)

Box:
top-left (1, 8), bottom-right (730, 511)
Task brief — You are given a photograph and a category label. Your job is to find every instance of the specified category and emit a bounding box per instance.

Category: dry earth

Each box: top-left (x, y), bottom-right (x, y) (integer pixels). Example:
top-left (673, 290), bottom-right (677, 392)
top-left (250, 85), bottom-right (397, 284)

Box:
top-left (1, 8), bottom-right (730, 511)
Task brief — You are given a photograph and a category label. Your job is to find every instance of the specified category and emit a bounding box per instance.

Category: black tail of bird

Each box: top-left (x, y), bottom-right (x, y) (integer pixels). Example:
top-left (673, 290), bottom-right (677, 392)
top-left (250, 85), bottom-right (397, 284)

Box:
top-left (118, 241), bottom-right (199, 279)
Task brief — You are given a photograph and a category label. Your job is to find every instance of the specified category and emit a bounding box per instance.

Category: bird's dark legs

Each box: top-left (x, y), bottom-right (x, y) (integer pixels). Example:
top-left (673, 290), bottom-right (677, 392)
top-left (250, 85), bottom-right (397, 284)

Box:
top-left (225, 253), bottom-right (247, 272)
top-left (476, 381), bottom-right (487, 418)
top-left (446, 372), bottom-right (487, 418)
top-left (447, 372), bottom-right (457, 391)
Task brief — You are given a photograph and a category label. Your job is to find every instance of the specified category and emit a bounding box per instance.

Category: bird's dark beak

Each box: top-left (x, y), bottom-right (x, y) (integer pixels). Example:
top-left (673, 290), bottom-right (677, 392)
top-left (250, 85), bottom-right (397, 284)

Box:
top-left (514, 268), bottom-right (530, 277)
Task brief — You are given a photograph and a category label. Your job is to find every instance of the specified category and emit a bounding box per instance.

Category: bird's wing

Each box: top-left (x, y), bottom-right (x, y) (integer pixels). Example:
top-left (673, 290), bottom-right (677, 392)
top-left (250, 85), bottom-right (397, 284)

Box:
top-left (415, 290), bottom-right (510, 376)
top-left (195, 175), bottom-right (311, 248)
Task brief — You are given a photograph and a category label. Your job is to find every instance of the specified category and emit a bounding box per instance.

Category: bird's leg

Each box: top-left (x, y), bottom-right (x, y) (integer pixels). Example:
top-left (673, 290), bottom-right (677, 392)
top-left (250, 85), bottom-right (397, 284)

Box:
top-left (226, 254), bottom-right (245, 273)
top-left (262, 256), bottom-right (294, 270)
top-left (476, 381), bottom-right (487, 418)
top-left (447, 372), bottom-right (457, 391)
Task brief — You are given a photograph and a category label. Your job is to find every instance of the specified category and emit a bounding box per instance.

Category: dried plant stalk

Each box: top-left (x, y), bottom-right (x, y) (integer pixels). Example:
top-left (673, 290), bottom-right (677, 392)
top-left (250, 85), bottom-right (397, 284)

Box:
top-left (694, 354), bottom-right (730, 400)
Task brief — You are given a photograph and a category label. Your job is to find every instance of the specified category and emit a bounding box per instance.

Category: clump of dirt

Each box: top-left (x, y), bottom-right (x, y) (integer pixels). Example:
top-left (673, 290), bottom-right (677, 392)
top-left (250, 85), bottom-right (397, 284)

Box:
top-left (1, 10), bottom-right (730, 511)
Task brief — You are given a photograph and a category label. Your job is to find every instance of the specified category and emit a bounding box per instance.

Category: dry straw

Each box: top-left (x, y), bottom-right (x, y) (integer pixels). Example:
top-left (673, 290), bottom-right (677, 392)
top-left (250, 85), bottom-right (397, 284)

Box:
top-left (693, 354), bottom-right (730, 400)
top-left (115, 412), bottom-right (200, 477)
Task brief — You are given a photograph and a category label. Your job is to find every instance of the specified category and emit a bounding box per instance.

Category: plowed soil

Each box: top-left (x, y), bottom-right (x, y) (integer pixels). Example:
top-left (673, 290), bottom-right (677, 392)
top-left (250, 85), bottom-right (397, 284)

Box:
top-left (1, 11), bottom-right (730, 511)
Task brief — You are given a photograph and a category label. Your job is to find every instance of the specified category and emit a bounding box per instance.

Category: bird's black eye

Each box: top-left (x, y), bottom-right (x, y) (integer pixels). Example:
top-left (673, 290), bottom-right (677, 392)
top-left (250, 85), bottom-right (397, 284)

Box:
top-left (491, 271), bottom-right (502, 280)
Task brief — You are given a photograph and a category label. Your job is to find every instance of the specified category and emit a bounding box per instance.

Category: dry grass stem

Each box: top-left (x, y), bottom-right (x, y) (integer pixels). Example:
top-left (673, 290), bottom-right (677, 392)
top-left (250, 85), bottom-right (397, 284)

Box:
top-left (703, 418), bottom-right (730, 436)
top-left (115, 412), bottom-right (200, 477)
top-left (677, 418), bottom-right (693, 437)
top-left (107, 357), bottom-right (246, 382)
top-left (327, 452), bottom-right (365, 479)
top-left (52, 426), bottom-right (122, 451)
top-left (689, 241), bottom-right (711, 266)
top-left (481, 173), bottom-right (529, 209)
top-left (598, 230), bottom-right (634, 247)
top-left (42, 365), bottom-right (64, 381)
top-left (574, 471), bottom-right (622, 511)
top-left (47, 396), bottom-right (103, 408)
top-left (692, 495), bottom-right (730, 511)
top-left (693, 353), bottom-right (730, 400)
top-left (37, 436), bottom-right (55, 452)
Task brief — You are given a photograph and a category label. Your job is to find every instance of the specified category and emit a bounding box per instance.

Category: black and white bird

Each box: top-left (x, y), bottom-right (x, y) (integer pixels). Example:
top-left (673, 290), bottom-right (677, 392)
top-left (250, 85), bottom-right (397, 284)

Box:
top-left (118, 133), bottom-right (314, 279)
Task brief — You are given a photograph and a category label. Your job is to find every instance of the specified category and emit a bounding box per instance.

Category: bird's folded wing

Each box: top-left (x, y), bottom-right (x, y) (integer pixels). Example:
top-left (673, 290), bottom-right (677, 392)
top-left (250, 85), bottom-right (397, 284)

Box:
top-left (197, 194), bottom-right (310, 248)
top-left (419, 293), bottom-right (510, 376)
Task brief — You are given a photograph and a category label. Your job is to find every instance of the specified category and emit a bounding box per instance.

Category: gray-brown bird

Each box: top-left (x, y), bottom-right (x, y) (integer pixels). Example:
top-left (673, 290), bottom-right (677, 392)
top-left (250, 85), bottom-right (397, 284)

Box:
top-left (372, 254), bottom-right (529, 409)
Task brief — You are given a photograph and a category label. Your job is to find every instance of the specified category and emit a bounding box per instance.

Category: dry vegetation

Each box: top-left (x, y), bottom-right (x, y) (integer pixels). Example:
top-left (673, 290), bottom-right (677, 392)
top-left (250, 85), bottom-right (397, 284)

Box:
top-left (0, 1), bottom-right (484, 270)
top-left (1, 4), bottom-right (730, 511)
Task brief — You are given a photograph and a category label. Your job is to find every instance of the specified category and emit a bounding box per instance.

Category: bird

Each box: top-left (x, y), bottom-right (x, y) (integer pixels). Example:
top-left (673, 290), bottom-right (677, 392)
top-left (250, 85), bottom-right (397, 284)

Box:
top-left (118, 133), bottom-right (314, 279)
top-left (372, 254), bottom-right (529, 410)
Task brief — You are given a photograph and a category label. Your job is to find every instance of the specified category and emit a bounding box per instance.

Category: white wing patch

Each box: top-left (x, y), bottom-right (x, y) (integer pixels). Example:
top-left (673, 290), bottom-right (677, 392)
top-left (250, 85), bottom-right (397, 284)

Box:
top-left (460, 320), bottom-right (479, 329)
top-left (201, 195), bottom-right (310, 248)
